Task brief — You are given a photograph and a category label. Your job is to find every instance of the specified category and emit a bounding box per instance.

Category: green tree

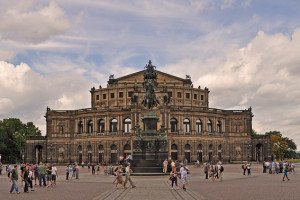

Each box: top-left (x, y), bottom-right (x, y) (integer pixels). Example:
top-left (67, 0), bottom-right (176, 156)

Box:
top-left (0, 118), bottom-right (41, 163)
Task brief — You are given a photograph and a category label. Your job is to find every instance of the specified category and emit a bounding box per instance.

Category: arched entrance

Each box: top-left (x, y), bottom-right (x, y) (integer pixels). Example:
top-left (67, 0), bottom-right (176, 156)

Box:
top-left (197, 144), bottom-right (203, 163)
top-left (35, 145), bottom-right (43, 163)
top-left (184, 144), bottom-right (191, 163)
top-left (255, 143), bottom-right (263, 162)
top-left (110, 144), bottom-right (118, 164)
top-left (171, 144), bottom-right (178, 160)
top-left (78, 145), bottom-right (83, 164)
top-left (218, 144), bottom-right (222, 161)
top-left (87, 145), bottom-right (92, 164)
top-left (208, 144), bottom-right (213, 163)
top-left (98, 145), bottom-right (104, 164)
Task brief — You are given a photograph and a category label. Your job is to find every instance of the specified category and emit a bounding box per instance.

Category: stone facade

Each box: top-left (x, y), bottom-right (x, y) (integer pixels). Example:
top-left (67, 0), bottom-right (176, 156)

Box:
top-left (25, 61), bottom-right (272, 164)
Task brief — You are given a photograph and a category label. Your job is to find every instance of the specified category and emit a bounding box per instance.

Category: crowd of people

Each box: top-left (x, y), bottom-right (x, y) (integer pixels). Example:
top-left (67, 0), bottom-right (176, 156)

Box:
top-left (2, 158), bottom-right (297, 194)
top-left (6, 162), bottom-right (59, 194)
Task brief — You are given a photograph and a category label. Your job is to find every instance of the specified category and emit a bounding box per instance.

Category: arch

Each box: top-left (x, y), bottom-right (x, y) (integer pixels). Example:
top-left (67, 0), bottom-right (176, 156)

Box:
top-left (196, 119), bottom-right (202, 134)
top-left (184, 144), bottom-right (191, 163)
top-left (170, 118), bottom-right (178, 132)
top-left (78, 121), bottom-right (83, 134)
top-left (255, 143), bottom-right (263, 162)
top-left (110, 118), bottom-right (118, 133)
top-left (87, 145), bottom-right (92, 164)
top-left (171, 144), bottom-right (178, 160)
top-left (34, 145), bottom-right (43, 163)
top-left (207, 119), bottom-right (212, 133)
top-left (98, 145), bottom-right (104, 164)
top-left (218, 144), bottom-right (222, 161)
top-left (110, 144), bottom-right (118, 164)
top-left (77, 145), bottom-right (83, 164)
top-left (217, 120), bottom-right (222, 133)
top-left (183, 118), bottom-right (191, 133)
top-left (197, 144), bottom-right (203, 163)
top-left (123, 144), bottom-right (131, 155)
top-left (87, 120), bottom-right (93, 134)
top-left (208, 144), bottom-right (213, 163)
top-left (97, 119), bottom-right (105, 133)
top-left (124, 118), bottom-right (132, 133)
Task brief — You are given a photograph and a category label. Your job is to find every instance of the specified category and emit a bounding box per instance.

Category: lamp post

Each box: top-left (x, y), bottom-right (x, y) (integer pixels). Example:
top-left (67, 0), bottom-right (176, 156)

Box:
top-left (49, 143), bottom-right (54, 163)
top-left (247, 142), bottom-right (252, 162)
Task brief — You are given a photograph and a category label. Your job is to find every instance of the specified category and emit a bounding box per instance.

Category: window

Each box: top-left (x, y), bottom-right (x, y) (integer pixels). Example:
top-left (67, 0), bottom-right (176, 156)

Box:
top-left (185, 93), bottom-right (190, 99)
top-left (103, 94), bottom-right (107, 99)
top-left (96, 95), bottom-right (99, 100)
top-left (170, 118), bottom-right (177, 132)
top-left (194, 94), bottom-right (197, 100)
top-left (119, 92), bottom-right (123, 98)
top-left (217, 121), bottom-right (222, 133)
top-left (128, 91), bottom-right (133, 98)
top-left (98, 119), bottom-right (105, 133)
top-left (124, 118), bottom-right (131, 133)
top-left (110, 119), bottom-right (118, 132)
top-left (87, 120), bottom-right (93, 134)
top-left (110, 93), bottom-right (115, 98)
top-left (168, 92), bottom-right (172, 98)
top-left (196, 119), bottom-right (202, 133)
top-left (201, 95), bottom-right (204, 100)
top-left (177, 92), bottom-right (182, 98)
top-left (59, 126), bottom-right (64, 134)
top-left (207, 119), bottom-right (212, 133)
top-left (78, 121), bottom-right (83, 134)
top-left (183, 118), bottom-right (191, 133)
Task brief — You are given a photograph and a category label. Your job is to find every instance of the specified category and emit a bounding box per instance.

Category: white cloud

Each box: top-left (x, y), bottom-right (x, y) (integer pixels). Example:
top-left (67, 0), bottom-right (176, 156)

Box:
top-left (0, 1), bottom-right (70, 44)
top-left (161, 29), bottom-right (300, 149)
top-left (0, 61), bottom-right (93, 134)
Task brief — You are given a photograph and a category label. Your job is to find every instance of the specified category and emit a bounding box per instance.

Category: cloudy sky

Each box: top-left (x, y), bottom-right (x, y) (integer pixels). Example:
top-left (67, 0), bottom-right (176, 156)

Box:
top-left (0, 0), bottom-right (300, 150)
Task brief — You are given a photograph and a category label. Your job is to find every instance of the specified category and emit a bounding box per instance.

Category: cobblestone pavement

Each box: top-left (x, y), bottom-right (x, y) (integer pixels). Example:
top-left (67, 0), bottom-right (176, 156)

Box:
top-left (0, 164), bottom-right (299, 200)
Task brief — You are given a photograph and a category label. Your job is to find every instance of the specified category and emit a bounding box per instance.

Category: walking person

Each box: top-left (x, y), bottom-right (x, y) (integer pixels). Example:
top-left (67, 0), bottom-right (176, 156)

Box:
top-left (163, 159), bottom-right (168, 173)
top-left (68, 165), bottom-right (73, 180)
top-left (170, 169), bottom-right (179, 189)
top-left (282, 161), bottom-right (290, 181)
top-left (204, 162), bottom-right (209, 179)
top-left (114, 166), bottom-right (125, 189)
top-left (92, 163), bottom-right (95, 175)
top-left (9, 164), bottom-right (20, 194)
top-left (219, 164), bottom-right (224, 181)
top-left (75, 163), bottom-right (80, 179)
top-left (124, 163), bottom-right (136, 188)
top-left (242, 163), bottom-right (247, 175)
top-left (180, 166), bottom-right (188, 191)
top-left (28, 165), bottom-right (34, 191)
top-left (209, 165), bottom-right (215, 182)
top-left (33, 163), bottom-right (39, 185)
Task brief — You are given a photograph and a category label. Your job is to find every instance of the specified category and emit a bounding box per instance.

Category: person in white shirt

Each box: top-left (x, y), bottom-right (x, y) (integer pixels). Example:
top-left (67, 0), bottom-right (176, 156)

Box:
top-left (180, 167), bottom-right (188, 191)
top-left (163, 159), bottom-right (168, 173)
top-left (51, 164), bottom-right (58, 186)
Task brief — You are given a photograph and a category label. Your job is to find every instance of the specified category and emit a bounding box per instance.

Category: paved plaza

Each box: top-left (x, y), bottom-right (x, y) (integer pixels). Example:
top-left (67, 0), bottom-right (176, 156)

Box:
top-left (0, 163), bottom-right (299, 200)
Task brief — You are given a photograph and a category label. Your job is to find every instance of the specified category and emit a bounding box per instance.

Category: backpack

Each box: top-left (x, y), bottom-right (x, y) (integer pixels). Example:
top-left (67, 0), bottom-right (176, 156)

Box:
top-left (220, 165), bottom-right (224, 172)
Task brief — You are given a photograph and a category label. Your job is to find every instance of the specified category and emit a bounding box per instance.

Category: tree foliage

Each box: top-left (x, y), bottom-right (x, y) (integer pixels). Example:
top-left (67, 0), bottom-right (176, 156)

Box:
top-left (265, 131), bottom-right (297, 160)
top-left (0, 118), bottom-right (41, 163)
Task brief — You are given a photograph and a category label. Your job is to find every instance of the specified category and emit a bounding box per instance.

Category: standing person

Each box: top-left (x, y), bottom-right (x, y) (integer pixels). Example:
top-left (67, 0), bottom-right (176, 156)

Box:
top-left (246, 162), bottom-right (251, 175)
top-left (180, 166), bottom-right (188, 191)
top-left (282, 161), bottom-right (290, 181)
top-left (22, 164), bottom-right (29, 193)
top-left (97, 163), bottom-right (100, 175)
top-left (9, 164), bottom-right (20, 194)
top-left (33, 163), bottom-right (39, 185)
top-left (0, 162), bottom-right (2, 175)
top-left (38, 162), bottom-right (46, 187)
top-left (46, 163), bottom-right (52, 187)
top-left (92, 163), bottom-right (95, 175)
top-left (68, 165), bottom-right (73, 180)
top-left (66, 165), bottom-right (69, 180)
top-left (114, 166), bottom-right (125, 189)
top-left (124, 163), bottom-right (136, 188)
top-left (87, 162), bottom-right (91, 172)
top-left (28, 165), bottom-right (34, 191)
top-left (163, 159), bottom-right (168, 173)
top-left (51, 164), bottom-right (58, 187)
top-left (75, 163), bottom-right (80, 179)
top-left (242, 163), bottom-right (247, 175)
top-left (219, 164), bottom-right (224, 181)
top-left (209, 165), bottom-right (215, 182)
top-left (204, 163), bottom-right (209, 179)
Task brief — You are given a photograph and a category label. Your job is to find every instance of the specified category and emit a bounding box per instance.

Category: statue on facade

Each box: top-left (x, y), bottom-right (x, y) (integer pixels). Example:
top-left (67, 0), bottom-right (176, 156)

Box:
top-left (142, 60), bottom-right (159, 109)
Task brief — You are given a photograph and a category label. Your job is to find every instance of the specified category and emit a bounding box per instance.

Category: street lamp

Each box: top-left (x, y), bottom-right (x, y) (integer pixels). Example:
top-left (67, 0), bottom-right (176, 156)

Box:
top-left (49, 143), bottom-right (54, 163)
